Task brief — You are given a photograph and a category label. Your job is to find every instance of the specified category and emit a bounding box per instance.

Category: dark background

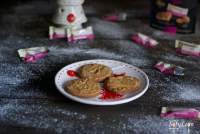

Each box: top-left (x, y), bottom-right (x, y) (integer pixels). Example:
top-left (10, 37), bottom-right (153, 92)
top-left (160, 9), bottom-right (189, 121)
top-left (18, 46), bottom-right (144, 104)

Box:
top-left (0, 0), bottom-right (200, 134)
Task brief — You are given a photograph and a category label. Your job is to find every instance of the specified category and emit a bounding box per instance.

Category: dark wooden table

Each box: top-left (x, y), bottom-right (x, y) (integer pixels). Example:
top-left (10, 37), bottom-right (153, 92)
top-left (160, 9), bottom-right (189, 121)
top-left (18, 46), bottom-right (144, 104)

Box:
top-left (0, 0), bottom-right (200, 133)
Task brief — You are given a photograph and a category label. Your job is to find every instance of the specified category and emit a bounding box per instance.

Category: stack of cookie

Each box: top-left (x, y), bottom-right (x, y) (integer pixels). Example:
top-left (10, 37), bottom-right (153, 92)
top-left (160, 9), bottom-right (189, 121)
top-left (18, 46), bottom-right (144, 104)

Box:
top-left (65, 64), bottom-right (140, 98)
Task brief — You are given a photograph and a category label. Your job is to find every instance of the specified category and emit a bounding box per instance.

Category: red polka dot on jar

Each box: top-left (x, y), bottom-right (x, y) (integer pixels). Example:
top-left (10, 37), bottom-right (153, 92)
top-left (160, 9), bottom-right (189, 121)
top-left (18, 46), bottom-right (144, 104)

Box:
top-left (67, 13), bottom-right (75, 23)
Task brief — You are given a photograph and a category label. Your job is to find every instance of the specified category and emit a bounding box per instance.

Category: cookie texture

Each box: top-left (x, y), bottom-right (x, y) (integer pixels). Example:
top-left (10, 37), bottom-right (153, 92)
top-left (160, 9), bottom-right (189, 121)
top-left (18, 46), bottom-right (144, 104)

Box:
top-left (176, 16), bottom-right (190, 25)
top-left (105, 76), bottom-right (140, 94)
top-left (156, 11), bottom-right (172, 21)
top-left (65, 79), bottom-right (101, 98)
top-left (79, 64), bottom-right (112, 82)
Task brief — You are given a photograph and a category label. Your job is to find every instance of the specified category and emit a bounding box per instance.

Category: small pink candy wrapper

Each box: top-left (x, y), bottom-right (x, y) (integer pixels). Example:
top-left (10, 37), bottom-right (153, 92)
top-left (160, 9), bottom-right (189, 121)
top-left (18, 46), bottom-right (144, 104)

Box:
top-left (175, 40), bottom-right (200, 57)
top-left (67, 26), bottom-right (94, 42)
top-left (103, 13), bottom-right (127, 22)
top-left (167, 4), bottom-right (188, 17)
top-left (49, 26), bottom-right (67, 39)
top-left (154, 61), bottom-right (184, 76)
top-left (49, 26), bottom-right (94, 42)
top-left (161, 107), bottom-right (200, 120)
top-left (131, 33), bottom-right (158, 48)
top-left (18, 47), bottom-right (49, 63)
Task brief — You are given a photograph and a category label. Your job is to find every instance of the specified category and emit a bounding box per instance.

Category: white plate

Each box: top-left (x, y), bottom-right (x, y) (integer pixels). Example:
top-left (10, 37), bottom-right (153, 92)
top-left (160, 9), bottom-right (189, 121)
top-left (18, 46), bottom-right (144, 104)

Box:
top-left (55, 59), bottom-right (149, 106)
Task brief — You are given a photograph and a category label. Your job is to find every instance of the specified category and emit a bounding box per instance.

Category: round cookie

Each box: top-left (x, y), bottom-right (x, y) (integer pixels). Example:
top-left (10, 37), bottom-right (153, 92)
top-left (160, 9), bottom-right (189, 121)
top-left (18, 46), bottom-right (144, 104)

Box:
top-left (65, 79), bottom-right (101, 98)
top-left (79, 64), bottom-right (113, 82)
top-left (105, 76), bottom-right (140, 94)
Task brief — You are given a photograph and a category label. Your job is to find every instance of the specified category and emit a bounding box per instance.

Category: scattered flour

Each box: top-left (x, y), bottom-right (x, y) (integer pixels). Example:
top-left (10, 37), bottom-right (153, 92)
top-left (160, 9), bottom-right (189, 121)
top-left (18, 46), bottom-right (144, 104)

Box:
top-left (0, 63), bottom-right (39, 85)
top-left (91, 18), bottom-right (132, 39)
top-left (0, 100), bottom-right (88, 134)
top-left (162, 83), bottom-right (200, 102)
top-left (123, 115), bottom-right (198, 134)
top-left (48, 46), bottom-right (152, 67)
top-left (2, 99), bottom-right (199, 134)
top-left (84, 48), bottom-right (123, 59)
top-left (152, 31), bottom-right (179, 40)
top-left (161, 53), bottom-right (200, 65)
top-left (48, 46), bottom-right (85, 55)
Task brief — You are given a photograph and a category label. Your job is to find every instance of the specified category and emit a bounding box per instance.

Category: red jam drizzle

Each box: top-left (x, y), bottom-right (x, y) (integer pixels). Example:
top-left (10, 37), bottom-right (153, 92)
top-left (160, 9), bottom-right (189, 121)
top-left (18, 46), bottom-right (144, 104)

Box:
top-left (67, 70), bottom-right (77, 77)
top-left (113, 73), bottom-right (126, 77)
top-left (100, 89), bottom-right (123, 100)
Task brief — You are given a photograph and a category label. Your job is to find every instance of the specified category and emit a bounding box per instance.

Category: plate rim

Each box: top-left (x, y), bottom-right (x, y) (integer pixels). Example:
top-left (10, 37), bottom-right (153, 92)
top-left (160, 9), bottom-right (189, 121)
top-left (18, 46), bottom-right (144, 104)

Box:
top-left (55, 59), bottom-right (149, 106)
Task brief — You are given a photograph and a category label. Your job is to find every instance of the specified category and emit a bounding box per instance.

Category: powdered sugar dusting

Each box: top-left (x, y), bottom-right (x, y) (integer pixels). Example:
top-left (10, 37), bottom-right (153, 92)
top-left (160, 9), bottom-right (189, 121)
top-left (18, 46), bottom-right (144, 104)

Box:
top-left (162, 53), bottom-right (200, 65)
top-left (48, 46), bottom-right (152, 67)
top-left (91, 18), bottom-right (132, 39)
top-left (163, 83), bottom-right (200, 102)
top-left (0, 100), bottom-right (88, 133)
top-left (124, 116), bottom-right (170, 133)
top-left (122, 115), bottom-right (198, 134)
top-left (48, 46), bottom-right (85, 55)
top-left (85, 48), bottom-right (123, 58)
top-left (152, 31), bottom-right (179, 40)
top-left (1, 98), bottom-right (199, 134)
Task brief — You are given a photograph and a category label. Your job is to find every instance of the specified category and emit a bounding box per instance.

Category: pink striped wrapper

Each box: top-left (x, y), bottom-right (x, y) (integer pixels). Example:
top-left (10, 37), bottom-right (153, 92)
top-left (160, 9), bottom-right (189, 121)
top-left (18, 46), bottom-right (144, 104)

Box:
top-left (161, 107), bottom-right (200, 120)
top-left (18, 47), bottom-right (49, 63)
top-left (131, 33), bottom-right (158, 48)
top-left (175, 40), bottom-right (200, 57)
top-left (49, 26), bottom-right (94, 42)
top-left (154, 61), bottom-right (184, 76)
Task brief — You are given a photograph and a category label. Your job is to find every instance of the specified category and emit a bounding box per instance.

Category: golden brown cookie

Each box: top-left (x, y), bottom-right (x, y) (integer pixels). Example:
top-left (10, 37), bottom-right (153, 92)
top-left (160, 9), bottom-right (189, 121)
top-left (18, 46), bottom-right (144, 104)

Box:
top-left (65, 79), bottom-right (101, 98)
top-left (156, 0), bottom-right (166, 7)
top-left (156, 12), bottom-right (172, 21)
top-left (105, 76), bottom-right (140, 94)
top-left (79, 64), bottom-right (113, 82)
top-left (176, 16), bottom-right (190, 25)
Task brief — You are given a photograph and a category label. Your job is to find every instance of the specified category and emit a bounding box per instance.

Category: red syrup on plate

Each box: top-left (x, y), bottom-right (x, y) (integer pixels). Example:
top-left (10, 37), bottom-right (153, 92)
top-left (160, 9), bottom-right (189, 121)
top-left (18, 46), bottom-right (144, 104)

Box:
top-left (113, 73), bottom-right (126, 77)
top-left (67, 70), bottom-right (77, 77)
top-left (100, 89), bottom-right (123, 100)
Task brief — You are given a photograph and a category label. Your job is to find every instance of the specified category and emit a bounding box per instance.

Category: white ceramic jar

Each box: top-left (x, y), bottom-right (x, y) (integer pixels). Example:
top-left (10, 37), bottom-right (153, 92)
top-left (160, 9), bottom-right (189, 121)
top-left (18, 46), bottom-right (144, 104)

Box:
top-left (53, 0), bottom-right (87, 29)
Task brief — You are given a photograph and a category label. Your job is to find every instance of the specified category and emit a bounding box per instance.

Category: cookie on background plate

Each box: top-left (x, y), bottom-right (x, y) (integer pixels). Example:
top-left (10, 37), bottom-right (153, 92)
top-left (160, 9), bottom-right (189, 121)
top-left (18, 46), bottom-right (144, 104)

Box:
top-left (65, 79), bottom-right (101, 98)
top-left (79, 64), bottom-right (113, 82)
top-left (105, 76), bottom-right (140, 94)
